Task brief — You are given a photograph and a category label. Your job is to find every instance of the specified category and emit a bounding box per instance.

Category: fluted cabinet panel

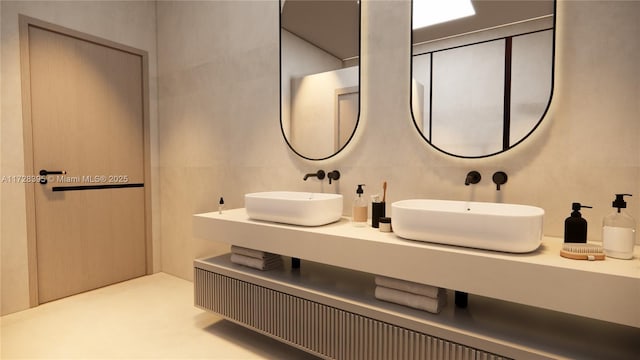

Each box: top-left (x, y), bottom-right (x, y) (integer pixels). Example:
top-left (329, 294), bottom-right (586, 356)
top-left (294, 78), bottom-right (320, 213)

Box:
top-left (195, 268), bottom-right (508, 360)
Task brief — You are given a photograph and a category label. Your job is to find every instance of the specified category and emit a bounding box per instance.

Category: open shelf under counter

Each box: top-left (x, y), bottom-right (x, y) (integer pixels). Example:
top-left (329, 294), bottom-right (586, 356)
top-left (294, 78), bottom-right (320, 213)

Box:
top-left (195, 255), bottom-right (639, 359)
top-left (193, 208), bottom-right (640, 328)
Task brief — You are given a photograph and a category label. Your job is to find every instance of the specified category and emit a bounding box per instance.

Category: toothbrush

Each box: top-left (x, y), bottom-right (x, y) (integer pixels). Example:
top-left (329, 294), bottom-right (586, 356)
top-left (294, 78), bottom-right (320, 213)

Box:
top-left (382, 181), bottom-right (387, 203)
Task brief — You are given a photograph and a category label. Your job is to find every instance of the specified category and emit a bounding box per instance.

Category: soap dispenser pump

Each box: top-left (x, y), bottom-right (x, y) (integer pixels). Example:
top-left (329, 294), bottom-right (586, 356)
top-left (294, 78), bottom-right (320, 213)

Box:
top-left (352, 184), bottom-right (367, 226)
top-left (602, 194), bottom-right (636, 259)
top-left (564, 202), bottom-right (592, 243)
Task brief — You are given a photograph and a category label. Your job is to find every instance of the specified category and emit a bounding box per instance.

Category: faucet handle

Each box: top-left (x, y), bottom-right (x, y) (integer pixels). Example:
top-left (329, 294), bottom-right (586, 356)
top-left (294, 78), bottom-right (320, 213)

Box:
top-left (327, 170), bottom-right (340, 184)
top-left (492, 171), bottom-right (508, 191)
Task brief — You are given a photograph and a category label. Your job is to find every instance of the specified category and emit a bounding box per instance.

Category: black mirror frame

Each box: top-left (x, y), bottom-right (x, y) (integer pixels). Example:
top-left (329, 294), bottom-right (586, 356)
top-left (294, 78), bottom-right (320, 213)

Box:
top-left (279, 0), bottom-right (362, 161)
top-left (409, 0), bottom-right (557, 159)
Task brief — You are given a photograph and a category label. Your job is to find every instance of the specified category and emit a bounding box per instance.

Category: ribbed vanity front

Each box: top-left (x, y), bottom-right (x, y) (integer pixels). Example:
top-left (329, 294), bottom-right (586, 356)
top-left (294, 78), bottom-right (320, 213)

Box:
top-left (194, 261), bottom-right (506, 360)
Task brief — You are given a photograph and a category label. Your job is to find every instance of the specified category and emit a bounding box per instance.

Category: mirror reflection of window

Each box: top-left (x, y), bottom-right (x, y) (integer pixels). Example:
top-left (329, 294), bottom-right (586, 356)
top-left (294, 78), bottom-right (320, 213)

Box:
top-left (510, 30), bottom-right (553, 143)
top-left (280, 0), bottom-right (360, 160)
top-left (411, 0), bottom-right (555, 158)
top-left (432, 40), bottom-right (505, 156)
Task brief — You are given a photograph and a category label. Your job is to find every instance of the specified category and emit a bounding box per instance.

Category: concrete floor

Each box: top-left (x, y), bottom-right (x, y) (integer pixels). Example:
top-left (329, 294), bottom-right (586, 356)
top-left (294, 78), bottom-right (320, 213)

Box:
top-left (1, 272), bottom-right (320, 359)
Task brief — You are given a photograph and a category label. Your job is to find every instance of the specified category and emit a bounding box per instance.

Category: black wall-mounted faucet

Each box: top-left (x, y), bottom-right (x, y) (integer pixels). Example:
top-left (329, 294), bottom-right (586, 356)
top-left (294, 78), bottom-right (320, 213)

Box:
top-left (327, 170), bottom-right (340, 184)
top-left (492, 171), bottom-right (508, 191)
top-left (464, 171), bottom-right (481, 186)
top-left (303, 170), bottom-right (325, 181)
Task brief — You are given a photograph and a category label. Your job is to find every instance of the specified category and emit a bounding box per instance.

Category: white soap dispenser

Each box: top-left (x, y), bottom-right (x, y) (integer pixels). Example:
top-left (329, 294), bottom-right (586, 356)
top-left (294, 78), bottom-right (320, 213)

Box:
top-left (602, 194), bottom-right (636, 259)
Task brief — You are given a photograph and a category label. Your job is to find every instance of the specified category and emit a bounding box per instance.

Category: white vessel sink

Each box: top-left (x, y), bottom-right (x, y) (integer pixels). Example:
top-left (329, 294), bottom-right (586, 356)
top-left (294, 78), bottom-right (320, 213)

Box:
top-left (392, 199), bottom-right (544, 253)
top-left (245, 191), bottom-right (343, 226)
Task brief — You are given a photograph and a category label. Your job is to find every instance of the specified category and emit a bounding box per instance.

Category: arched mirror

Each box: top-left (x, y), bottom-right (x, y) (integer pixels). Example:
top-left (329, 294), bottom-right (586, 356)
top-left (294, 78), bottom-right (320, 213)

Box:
top-left (411, 0), bottom-right (556, 158)
top-left (280, 0), bottom-right (360, 161)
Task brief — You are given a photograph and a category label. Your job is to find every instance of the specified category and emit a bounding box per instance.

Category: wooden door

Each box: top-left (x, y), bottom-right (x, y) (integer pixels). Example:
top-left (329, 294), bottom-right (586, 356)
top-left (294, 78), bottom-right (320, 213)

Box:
top-left (23, 21), bottom-right (148, 303)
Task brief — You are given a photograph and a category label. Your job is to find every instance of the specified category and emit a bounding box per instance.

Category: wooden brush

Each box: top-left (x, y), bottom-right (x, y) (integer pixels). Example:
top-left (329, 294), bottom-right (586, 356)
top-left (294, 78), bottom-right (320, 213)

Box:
top-left (382, 181), bottom-right (387, 203)
top-left (560, 243), bottom-right (605, 261)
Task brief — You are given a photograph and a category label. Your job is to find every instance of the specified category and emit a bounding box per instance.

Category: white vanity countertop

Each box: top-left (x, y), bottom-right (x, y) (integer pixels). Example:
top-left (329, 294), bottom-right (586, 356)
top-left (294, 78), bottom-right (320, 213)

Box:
top-left (194, 208), bottom-right (640, 328)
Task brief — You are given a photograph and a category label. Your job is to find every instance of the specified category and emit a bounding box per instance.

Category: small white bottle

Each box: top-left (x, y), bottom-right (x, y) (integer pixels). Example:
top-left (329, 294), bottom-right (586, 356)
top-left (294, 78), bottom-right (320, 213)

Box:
top-left (602, 194), bottom-right (636, 260)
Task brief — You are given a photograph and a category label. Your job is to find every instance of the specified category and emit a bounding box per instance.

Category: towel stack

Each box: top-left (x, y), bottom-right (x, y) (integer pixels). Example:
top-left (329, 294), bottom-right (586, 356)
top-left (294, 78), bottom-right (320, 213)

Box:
top-left (374, 275), bottom-right (447, 314)
top-left (230, 245), bottom-right (283, 271)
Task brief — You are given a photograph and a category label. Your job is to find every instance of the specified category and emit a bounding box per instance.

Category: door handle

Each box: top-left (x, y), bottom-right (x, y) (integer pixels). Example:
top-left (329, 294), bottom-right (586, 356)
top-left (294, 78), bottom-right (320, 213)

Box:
top-left (52, 183), bottom-right (143, 192)
top-left (39, 169), bottom-right (66, 184)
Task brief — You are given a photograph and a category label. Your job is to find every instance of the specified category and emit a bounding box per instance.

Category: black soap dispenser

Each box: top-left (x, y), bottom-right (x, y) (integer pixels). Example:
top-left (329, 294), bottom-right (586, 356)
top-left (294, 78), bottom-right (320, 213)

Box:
top-left (564, 202), bottom-right (592, 243)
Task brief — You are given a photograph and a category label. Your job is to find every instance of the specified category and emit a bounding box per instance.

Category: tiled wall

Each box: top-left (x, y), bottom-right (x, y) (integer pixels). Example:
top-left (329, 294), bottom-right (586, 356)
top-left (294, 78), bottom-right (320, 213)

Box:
top-left (157, 0), bottom-right (639, 280)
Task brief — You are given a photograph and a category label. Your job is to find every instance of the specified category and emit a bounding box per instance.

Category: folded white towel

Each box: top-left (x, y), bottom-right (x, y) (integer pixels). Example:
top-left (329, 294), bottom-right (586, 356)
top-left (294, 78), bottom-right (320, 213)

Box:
top-left (375, 286), bottom-right (447, 314)
top-left (375, 276), bottom-right (444, 298)
top-left (230, 253), bottom-right (283, 271)
top-left (231, 245), bottom-right (280, 260)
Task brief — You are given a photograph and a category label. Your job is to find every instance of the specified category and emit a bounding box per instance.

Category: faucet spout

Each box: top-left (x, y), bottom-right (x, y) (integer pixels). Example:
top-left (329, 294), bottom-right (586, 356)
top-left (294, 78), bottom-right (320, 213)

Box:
top-left (303, 170), bottom-right (326, 181)
top-left (465, 171), bottom-right (481, 186)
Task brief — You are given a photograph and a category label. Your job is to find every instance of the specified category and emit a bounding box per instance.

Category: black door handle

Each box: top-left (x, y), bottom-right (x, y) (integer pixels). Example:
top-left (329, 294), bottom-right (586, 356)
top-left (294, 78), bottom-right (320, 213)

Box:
top-left (39, 169), bottom-right (67, 184)
top-left (52, 183), bottom-right (143, 192)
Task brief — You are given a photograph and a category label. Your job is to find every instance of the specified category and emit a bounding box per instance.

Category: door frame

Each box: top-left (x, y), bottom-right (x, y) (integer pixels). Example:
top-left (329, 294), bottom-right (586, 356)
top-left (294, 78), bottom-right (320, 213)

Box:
top-left (334, 86), bottom-right (359, 152)
top-left (19, 15), bottom-right (153, 307)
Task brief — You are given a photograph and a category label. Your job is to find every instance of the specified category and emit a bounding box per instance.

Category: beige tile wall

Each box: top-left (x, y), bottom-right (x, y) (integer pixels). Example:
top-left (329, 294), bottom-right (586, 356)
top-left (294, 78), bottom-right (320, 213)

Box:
top-left (157, 0), bottom-right (639, 281)
top-left (0, 0), bottom-right (159, 315)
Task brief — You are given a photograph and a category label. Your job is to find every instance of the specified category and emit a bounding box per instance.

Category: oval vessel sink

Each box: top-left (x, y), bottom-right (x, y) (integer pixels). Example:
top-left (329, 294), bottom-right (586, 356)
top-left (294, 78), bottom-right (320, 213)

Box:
top-left (392, 199), bottom-right (544, 253)
top-left (245, 191), bottom-right (343, 226)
